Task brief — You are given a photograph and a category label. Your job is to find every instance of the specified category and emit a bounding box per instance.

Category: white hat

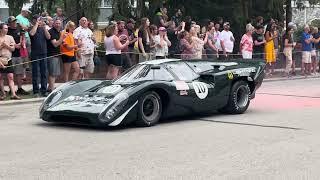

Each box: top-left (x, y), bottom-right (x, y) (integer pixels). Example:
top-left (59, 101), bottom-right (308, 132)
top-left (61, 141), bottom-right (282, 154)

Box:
top-left (288, 22), bottom-right (295, 27)
top-left (21, 7), bottom-right (32, 13)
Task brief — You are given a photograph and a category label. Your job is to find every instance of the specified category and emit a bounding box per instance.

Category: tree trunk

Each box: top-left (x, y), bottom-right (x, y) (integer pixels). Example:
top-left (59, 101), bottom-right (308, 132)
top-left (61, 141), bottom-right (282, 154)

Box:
top-left (286, 0), bottom-right (292, 27)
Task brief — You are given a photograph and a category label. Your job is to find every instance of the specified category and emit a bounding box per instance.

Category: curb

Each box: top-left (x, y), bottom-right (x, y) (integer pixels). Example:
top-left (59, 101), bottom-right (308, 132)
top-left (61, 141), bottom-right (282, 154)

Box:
top-left (264, 75), bottom-right (320, 82)
top-left (0, 97), bottom-right (45, 106)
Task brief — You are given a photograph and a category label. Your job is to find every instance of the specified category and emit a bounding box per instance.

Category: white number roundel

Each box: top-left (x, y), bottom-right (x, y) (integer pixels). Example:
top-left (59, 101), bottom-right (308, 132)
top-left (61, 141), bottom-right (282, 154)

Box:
top-left (192, 82), bottom-right (209, 99)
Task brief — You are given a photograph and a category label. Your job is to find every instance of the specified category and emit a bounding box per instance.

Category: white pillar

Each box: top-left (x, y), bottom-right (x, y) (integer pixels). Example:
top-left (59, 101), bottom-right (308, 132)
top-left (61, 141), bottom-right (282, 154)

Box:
top-left (304, 7), bottom-right (307, 24)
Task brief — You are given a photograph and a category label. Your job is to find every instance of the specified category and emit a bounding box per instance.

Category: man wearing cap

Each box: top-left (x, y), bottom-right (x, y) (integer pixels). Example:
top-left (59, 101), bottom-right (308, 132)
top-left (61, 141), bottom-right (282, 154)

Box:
top-left (16, 8), bottom-right (31, 48)
top-left (7, 16), bottom-right (29, 95)
top-left (219, 22), bottom-right (235, 59)
top-left (16, 8), bottom-right (32, 71)
top-left (29, 15), bottom-right (51, 97)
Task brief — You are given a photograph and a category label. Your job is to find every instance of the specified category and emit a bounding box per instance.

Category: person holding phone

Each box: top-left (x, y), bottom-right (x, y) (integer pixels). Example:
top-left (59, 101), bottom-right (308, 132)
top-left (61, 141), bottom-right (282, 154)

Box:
top-left (29, 14), bottom-right (51, 97)
top-left (154, 27), bottom-right (171, 59)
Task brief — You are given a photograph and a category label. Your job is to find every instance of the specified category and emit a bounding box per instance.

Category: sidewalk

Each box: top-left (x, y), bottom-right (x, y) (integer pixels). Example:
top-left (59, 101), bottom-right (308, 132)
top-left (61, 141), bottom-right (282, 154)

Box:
top-left (1, 73), bottom-right (319, 105)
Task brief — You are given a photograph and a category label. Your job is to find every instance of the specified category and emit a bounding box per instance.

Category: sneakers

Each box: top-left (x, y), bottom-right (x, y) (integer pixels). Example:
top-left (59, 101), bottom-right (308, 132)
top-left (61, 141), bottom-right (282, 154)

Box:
top-left (41, 92), bottom-right (49, 97)
top-left (33, 93), bottom-right (41, 98)
top-left (16, 88), bottom-right (30, 95)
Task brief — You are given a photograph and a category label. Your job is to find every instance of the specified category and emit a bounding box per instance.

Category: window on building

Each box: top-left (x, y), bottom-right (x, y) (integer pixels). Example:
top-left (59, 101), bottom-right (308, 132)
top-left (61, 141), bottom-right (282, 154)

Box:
top-left (101, 0), bottom-right (113, 7)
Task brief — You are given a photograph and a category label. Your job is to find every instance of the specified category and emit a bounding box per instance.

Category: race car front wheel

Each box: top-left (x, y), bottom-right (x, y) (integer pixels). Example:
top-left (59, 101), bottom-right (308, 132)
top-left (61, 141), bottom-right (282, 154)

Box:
top-left (136, 91), bottom-right (162, 127)
top-left (220, 80), bottom-right (251, 114)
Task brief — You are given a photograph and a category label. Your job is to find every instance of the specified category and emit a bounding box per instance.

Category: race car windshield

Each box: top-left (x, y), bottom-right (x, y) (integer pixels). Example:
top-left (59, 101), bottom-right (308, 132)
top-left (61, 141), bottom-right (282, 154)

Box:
top-left (113, 64), bottom-right (174, 84)
top-left (165, 62), bottom-right (199, 81)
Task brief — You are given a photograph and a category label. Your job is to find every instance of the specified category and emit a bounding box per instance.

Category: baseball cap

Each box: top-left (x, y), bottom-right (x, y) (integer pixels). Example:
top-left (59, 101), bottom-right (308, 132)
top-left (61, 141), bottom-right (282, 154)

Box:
top-left (159, 27), bottom-right (167, 31)
top-left (7, 16), bottom-right (17, 23)
top-left (21, 7), bottom-right (32, 13)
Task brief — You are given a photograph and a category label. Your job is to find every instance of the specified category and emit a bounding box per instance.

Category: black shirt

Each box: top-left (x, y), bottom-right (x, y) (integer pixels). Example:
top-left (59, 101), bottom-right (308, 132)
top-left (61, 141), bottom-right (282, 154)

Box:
top-left (7, 27), bottom-right (21, 57)
top-left (127, 28), bottom-right (136, 49)
top-left (47, 27), bottom-right (61, 56)
top-left (167, 28), bottom-right (178, 55)
top-left (313, 32), bottom-right (320, 50)
top-left (153, 15), bottom-right (163, 27)
top-left (252, 32), bottom-right (265, 53)
top-left (138, 28), bottom-right (150, 53)
top-left (30, 27), bottom-right (47, 56)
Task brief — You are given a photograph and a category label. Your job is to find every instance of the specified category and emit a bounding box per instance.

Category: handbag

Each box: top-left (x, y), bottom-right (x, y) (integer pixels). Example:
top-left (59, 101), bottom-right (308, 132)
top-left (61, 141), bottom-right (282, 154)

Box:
top-left (20, 47), bottom-right (28, 58)
top-left (0, 57), bottom-right (11, 66)
top-left (20, 35), bottom-right (28, 58)
top-left (93, 55), bottom-right (101, 66)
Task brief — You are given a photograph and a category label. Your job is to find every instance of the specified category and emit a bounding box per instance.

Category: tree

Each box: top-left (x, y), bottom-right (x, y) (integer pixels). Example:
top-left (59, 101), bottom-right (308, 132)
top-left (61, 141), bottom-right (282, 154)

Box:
top-left (5, 0), bottom-right (29, 16)
top-left (28, 0), bottom-right (101, 23)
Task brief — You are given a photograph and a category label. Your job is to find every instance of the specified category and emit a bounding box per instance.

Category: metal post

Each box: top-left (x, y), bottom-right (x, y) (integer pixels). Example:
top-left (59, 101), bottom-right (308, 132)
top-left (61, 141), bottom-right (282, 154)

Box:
top-left (304, 7), bottom-right (307, 24)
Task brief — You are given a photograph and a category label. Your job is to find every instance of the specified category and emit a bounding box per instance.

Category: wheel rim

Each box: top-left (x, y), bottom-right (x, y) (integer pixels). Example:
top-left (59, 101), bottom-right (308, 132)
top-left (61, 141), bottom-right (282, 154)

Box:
top-left (142, 94), bottom-right (160, 122)
top-left (235, 86), bottom-right (249, 108)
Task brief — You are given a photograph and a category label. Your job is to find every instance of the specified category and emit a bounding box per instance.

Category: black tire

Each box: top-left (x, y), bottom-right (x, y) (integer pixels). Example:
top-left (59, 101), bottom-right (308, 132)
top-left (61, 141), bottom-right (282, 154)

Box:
top-left (136, 91), bottom-right (162, 127)
top-left (220, 81), bottom-right (251, 114)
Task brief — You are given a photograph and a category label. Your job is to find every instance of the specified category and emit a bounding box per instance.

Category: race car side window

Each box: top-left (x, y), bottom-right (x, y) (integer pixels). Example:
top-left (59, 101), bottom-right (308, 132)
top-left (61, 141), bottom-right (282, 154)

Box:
top-left (186, 61), bottom-right (215, 73)
top-left (136, 66), bottom-right (174, 81)
top-left (114, 64), bottom-right (174, 83)
top-left (165, 62), bottom-right (199, 81)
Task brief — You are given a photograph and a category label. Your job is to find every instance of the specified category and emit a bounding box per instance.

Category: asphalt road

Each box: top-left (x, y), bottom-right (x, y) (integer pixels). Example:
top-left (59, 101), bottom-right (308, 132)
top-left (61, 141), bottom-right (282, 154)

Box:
top-left (1, 78), bottom-right (320, 180)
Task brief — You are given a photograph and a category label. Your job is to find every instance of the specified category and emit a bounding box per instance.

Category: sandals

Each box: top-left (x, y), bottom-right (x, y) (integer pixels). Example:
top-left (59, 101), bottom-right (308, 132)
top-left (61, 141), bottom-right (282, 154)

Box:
top-left (10, 95), bottom-right (21, 100)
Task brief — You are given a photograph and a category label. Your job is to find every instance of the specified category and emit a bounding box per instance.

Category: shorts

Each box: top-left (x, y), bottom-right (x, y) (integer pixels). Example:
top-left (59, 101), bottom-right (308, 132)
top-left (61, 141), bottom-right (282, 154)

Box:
top-left (61, 54), bottom-right (76, 63)
top-left (283, 47), bottom-right (293, 61)
top-left (47, 56), bottom-right (61, 76)
top-left (302, 51), bottom-right (312, 63)
top-left (78, 54), bottom-right (94, 73)
top-left (242, 50), bottom-right (252, 59)
top-left (105, 54), bottom-right (122, 67)
top-left (11, 57), bottom-right (24, 75)
top-left (0, 60), bottom-right (14, 74)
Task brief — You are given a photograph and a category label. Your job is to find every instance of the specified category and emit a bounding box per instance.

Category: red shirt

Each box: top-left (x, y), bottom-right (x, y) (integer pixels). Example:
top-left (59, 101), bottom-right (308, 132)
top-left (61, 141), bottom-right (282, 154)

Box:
top-left (117, 29), bottom-right (129, 52)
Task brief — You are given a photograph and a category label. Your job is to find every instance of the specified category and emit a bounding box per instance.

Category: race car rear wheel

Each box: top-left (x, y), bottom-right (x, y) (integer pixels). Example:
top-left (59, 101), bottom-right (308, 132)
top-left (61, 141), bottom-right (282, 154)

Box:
top-left (136, 91), bottom-right (162, 127)
top-left (220, 80), bottom-right (251, 114)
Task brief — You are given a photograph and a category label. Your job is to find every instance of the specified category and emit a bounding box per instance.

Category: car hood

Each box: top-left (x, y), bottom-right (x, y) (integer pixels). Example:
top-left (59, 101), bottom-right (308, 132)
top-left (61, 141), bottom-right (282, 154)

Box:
top-left (47, 93), bottom-right (115, 114)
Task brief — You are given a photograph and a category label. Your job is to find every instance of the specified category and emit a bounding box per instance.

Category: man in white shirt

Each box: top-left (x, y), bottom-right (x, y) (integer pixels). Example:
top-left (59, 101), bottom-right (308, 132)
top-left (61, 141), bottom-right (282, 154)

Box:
top-left (73, 17), bottom-right (95, 79)
top-left (219, 22), bottom-right (235, 60)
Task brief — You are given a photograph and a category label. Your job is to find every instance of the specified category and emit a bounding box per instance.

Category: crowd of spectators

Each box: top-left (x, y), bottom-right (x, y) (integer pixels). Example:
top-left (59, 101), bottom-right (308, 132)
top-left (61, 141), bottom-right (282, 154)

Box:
top-left (1, 6), bottom-right (320, 100)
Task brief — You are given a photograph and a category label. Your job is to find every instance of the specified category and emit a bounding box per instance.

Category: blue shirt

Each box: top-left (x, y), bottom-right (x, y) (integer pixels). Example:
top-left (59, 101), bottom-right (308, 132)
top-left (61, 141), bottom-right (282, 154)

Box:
top-left (30, 27), bottom-right (47, 57)
top-left (302, 32), bottom-right (312, 51)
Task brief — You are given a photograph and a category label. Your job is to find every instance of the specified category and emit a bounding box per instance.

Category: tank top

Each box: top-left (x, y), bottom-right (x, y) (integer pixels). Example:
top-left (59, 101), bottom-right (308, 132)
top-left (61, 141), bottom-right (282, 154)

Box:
top-left (104, 35), bottom-right (121, 55)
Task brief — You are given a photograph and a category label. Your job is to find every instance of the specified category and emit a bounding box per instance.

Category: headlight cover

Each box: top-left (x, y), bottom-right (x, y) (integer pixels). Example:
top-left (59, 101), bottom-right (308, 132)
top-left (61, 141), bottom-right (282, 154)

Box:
top-left (39, 90), bottom-right (63, 117)
top-left (98, 93), bottom-right (129, 123)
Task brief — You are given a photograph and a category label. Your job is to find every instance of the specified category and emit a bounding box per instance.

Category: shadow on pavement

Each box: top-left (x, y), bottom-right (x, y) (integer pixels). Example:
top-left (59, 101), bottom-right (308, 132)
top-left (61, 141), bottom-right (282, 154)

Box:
top-left (34, 122), bottom-right (131, 132)
top-left (197, 118), bottom-right (303, 130)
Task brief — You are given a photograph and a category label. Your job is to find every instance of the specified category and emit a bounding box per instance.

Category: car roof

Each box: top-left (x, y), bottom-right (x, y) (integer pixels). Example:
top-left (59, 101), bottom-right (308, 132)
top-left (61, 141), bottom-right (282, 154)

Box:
top-left (139, 59), bottom-right (239, 67)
